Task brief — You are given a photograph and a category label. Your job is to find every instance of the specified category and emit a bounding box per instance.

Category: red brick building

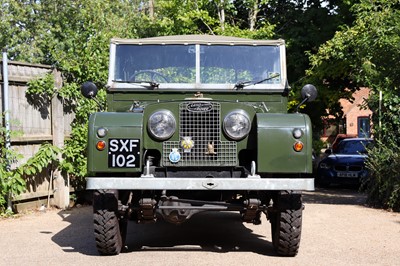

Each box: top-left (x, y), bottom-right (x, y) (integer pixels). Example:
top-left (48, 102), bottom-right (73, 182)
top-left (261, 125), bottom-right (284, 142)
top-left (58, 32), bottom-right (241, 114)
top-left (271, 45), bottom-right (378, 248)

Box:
top-left (322, 87), bottom-right (372, 144)
top-left (340, 87), bottom-right (372, 137)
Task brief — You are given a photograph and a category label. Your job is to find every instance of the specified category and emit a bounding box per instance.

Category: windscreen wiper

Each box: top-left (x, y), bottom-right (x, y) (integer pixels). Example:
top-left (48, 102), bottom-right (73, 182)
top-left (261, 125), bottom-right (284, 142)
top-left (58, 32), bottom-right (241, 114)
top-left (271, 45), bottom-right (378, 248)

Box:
top-left (233, 73), bottom-right (280, 90)
top-left (112, 80), bottom-right (159, 89)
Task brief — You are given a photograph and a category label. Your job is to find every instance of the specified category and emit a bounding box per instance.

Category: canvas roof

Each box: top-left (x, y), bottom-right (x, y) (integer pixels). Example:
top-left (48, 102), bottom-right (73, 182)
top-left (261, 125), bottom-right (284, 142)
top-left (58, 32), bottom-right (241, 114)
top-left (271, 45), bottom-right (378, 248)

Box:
top-left (111, 34), bottom-right (284, 46)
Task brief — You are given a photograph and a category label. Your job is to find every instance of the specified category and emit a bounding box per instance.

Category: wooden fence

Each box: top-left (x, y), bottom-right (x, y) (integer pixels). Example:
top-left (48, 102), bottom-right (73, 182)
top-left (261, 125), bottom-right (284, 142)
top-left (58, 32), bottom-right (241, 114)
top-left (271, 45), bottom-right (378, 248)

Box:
top-left (1, 60), bottom-right (74, 211)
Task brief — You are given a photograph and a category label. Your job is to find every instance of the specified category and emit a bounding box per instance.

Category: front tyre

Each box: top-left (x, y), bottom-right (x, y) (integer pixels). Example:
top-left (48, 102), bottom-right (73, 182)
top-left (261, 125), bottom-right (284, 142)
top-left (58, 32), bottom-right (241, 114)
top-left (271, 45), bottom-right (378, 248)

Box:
top-left (269, 191), bottom-right (303, 257)
top-left (93, 190), bottom-right (127, 255)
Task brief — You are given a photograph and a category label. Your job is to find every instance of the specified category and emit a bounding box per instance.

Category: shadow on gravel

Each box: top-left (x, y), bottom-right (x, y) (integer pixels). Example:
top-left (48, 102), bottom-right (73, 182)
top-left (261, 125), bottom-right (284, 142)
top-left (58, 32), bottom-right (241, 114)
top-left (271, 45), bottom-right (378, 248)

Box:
top-left (126, 211), bottom-right (274, 256)
top-left (51, 188), bottom-right (370, 256)
top-left (51, 206), bottom-right (275, 256)
top-left (303, 186), bottom-right (368, 205)
top-left (51, 206), bottom-right (99, 256)
top-left (51, 187), bottom-right (369, 256)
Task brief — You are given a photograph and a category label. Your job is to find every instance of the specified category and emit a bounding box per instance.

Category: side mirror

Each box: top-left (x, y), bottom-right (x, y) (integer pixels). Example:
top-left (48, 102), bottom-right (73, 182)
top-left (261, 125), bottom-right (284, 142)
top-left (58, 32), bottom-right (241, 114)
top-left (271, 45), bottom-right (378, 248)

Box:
top-left (295, 84), bottom-right (318, 113)
top-left (325, 148), bottom-right (332, 155)
top-left (81, 81), bottom-right (104, 111)
top-left (81, 81), bottom-right (98, 99)
top-left (301, 84), bottom-right (318, 102)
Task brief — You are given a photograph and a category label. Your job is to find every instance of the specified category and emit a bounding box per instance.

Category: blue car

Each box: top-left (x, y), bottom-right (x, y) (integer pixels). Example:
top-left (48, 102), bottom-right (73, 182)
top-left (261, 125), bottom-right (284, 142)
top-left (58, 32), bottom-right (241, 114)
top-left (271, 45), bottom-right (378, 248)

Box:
top-left (317, 138), bottom-right (373, 187)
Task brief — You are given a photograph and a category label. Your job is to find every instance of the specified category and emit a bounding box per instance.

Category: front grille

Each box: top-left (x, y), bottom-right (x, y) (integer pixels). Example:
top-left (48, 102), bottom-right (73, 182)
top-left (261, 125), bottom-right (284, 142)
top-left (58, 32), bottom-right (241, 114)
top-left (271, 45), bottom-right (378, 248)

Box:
top-left (334, 164), bottom-right (363, 172)
top-left (163, 102), bottom-right (237, 166)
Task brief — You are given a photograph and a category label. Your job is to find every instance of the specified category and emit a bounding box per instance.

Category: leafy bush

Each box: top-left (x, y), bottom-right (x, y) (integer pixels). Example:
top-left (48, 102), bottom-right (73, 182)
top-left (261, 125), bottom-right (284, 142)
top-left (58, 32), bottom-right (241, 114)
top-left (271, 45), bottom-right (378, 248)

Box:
top-left (362, 137), bottom-right (400, 211)
top-left (0, 114), bottom-right (24, 213)
top-left (0, 112), bottom-right (61, 214)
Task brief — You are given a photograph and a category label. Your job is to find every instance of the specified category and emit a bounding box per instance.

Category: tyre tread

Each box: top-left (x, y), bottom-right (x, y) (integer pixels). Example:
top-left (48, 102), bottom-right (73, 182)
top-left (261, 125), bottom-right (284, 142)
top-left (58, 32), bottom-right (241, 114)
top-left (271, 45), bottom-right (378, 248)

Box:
top-left (93, 191), bottom-right (123, 256)
top-left (275, 209), bottom-right (302, 256)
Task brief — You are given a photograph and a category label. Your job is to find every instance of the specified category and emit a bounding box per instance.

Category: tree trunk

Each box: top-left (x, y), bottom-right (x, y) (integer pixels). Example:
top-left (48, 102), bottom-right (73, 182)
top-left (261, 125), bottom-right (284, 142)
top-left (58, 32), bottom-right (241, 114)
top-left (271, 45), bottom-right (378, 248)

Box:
top-left (148, 0), bottom-right (155, 19)
top-left (216, 0), bottom-right (226, 31)
top-left (249, 0), bottom-right (259, 31)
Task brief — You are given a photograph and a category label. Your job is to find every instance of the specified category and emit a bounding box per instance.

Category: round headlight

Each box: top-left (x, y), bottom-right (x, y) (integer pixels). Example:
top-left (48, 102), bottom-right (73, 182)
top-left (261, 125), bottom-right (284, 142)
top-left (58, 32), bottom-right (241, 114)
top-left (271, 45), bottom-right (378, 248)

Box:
top-left (148, 110), bottom-right (176, 140)
top-left (223, 110), bottom-right (251, 140)
top-left (319, 162), bottom-right (331, 169)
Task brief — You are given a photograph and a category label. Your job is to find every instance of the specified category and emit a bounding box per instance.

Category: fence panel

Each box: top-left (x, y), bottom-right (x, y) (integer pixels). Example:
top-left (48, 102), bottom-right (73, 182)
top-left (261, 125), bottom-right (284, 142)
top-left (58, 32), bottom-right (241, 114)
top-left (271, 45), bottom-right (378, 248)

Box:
top-left (1, 61), bottom-right (73, 211)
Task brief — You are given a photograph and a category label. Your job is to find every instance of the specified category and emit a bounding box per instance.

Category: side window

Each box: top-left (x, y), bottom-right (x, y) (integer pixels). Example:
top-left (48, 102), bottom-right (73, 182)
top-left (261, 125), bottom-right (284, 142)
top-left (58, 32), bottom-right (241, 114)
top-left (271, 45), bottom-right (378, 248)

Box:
top-left (358, 117), bottom-right (370, 138)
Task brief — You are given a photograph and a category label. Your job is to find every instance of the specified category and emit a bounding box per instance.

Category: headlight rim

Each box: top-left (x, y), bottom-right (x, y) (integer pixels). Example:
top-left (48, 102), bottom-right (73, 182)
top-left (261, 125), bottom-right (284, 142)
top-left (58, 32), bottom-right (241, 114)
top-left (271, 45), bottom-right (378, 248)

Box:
top-left (319, 162), bottom-right (331, 169)
top-left (148, 110), bottom-right (176, 140)
top-left (223, 110), bottom-right (251, 140)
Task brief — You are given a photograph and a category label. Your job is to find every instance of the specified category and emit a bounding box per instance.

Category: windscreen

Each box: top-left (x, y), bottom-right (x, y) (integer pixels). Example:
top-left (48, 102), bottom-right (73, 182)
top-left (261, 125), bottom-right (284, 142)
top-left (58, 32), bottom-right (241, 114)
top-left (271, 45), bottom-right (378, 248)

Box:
top-left (336, 140), bottom-right (372, 155)
top-left (114, 44), bottom-right (281, 86)
top-left (115, 45), bottom-right (196, 83)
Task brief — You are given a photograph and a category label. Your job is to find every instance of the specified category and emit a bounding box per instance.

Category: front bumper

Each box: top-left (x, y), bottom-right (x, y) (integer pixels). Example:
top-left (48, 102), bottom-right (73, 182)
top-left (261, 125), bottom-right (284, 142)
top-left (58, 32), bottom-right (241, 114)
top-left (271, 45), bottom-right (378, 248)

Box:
top-left (317, 169), bottom-right (368, 185)
top-left (317, 174), bottom-right (363, 185)
top-left (86, 177), bottom-right (315, 191)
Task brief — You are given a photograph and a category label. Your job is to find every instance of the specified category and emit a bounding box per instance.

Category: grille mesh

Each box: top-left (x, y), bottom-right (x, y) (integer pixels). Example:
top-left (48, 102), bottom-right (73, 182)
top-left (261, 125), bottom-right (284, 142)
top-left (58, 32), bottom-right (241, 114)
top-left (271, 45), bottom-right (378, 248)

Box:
top-left (163, 102), bottom-right (237, 166)
top-left (334, 164), bottom-right (363, 172)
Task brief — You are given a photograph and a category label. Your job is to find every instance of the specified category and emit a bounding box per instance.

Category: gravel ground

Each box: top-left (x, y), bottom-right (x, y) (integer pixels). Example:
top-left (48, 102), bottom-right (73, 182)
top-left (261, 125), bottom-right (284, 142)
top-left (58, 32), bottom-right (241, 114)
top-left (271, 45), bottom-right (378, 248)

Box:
top-left (1, 187), bottom-right (399, 266)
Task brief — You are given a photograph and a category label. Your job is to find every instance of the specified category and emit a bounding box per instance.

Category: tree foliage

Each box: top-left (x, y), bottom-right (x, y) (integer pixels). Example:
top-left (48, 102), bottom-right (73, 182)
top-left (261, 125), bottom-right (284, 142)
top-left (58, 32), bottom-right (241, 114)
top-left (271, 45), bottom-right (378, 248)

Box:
top-left (0, 116), bottom-right (24, 213)
top-left (307, 0), bottom-right (400, 209)
top-left (363, 138), bottom-right (400, 211)
top-left (256, 0), bottom-right (357, 136)
top-left (1, 0), bottom-right (141, 208)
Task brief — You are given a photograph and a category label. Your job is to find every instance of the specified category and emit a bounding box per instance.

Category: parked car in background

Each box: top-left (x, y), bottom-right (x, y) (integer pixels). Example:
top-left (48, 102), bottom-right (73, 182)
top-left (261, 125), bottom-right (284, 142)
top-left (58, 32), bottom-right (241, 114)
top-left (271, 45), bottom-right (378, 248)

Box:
top-left (330, 134), bottom-right (357, 153)
top-left (317, 138), bottom-right (373, 187)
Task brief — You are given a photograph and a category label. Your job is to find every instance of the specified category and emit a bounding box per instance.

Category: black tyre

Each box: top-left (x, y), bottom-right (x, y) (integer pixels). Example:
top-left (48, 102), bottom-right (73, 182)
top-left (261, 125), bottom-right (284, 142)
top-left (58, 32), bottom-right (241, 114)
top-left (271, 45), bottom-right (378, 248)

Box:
top-left (269, 192), bottom-right (303, 257)
top-left (93, 190), bottom-right (127, 255)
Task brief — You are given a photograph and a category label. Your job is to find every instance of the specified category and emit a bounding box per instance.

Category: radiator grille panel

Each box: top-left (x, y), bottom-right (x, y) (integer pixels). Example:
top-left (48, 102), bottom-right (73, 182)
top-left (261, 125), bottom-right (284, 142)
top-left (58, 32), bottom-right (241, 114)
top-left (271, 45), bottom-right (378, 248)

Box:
top-left (334, 164), bottom-right (363, 172)
top-left (162, 102), bottom-right (237, 166)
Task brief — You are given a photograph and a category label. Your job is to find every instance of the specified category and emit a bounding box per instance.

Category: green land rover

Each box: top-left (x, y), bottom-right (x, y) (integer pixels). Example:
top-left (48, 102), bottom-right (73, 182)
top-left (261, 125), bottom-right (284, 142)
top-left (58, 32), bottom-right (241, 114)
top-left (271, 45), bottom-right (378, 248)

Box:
top-left (81, 35), bottom-right (317, 256)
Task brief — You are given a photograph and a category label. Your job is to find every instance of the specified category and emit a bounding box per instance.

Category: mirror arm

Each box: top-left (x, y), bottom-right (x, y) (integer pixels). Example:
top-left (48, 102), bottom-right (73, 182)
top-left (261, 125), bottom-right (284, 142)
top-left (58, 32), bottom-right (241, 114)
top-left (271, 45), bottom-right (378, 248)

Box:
top-left (91, 96), bottom-right (104, 112)
top-left (295, 96), bottom-right (309, 113)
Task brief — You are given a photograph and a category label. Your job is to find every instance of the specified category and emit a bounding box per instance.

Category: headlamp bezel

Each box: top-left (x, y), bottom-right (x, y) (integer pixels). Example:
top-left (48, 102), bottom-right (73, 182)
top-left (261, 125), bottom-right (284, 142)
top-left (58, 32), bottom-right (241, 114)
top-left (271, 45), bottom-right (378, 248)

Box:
top-left (148, 110), bottom-right (176, 140)
top-left (223, 110), bottom-right (251, 140)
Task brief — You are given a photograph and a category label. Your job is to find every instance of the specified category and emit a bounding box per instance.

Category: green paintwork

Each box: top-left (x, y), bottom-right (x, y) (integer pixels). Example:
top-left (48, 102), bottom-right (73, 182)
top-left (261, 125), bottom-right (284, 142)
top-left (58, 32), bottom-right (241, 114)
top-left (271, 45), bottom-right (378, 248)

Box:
top-left (87, 112), bottom-right (143, 173)
top-left (87, 92), bottom-right (312, 174)
top-left (107, 91), bottom-right (288, 113)
top-left (256, 113), bottom-right (312, 173)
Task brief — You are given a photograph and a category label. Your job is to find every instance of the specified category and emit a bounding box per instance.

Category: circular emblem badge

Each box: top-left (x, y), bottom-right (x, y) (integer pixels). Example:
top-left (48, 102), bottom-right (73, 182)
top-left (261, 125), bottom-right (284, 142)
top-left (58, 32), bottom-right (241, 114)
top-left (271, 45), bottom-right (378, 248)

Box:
top-left (180, 137), bottom-right (194, 152)
top-left (169, 148), bottom-right (181, 163)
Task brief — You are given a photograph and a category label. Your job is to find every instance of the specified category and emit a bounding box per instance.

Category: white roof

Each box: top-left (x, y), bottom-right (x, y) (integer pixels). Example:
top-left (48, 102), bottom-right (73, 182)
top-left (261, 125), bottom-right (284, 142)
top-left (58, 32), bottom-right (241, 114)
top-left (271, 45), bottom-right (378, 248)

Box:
top-left (111, 34), bottom-right (285, 46)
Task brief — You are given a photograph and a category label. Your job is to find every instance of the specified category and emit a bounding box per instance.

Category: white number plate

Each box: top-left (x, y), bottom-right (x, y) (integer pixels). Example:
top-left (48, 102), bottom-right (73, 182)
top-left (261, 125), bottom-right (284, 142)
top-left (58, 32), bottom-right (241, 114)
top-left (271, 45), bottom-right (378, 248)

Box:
top-left (108, 139), bottom-right (140, 168)
top-left (337, 172), bottom-right (358, 178)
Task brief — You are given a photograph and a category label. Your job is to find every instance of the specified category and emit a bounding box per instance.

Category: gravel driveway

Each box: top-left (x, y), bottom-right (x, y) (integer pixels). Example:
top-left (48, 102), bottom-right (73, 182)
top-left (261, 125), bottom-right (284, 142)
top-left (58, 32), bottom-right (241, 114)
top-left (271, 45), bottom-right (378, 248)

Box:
top-left (1, 187), bottom-right (399, 266)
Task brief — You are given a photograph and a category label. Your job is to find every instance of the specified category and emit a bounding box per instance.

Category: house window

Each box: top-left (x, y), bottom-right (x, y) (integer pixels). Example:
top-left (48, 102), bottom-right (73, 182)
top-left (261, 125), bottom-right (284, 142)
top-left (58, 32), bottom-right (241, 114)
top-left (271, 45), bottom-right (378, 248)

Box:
top-left (358, 116), bottom-right (370, 138)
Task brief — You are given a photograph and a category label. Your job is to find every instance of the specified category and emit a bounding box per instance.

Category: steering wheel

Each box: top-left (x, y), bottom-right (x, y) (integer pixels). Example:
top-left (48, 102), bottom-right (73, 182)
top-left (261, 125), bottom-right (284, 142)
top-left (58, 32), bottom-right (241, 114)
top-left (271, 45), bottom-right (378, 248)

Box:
top-left (129, 70), bottom-right (169, 83)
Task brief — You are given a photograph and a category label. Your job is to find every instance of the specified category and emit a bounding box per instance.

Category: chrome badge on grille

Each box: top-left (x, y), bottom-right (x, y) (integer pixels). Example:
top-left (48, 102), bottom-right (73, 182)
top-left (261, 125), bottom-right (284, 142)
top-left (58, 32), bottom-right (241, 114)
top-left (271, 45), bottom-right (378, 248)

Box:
top-left (186, 102), bottom-right (213, 112)
top-left (169, 148), bottom-right (181, 163)
top-left (205, 141), bottom-right (217, 155)
top-left (180, 137), bottom-right (194, 153)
